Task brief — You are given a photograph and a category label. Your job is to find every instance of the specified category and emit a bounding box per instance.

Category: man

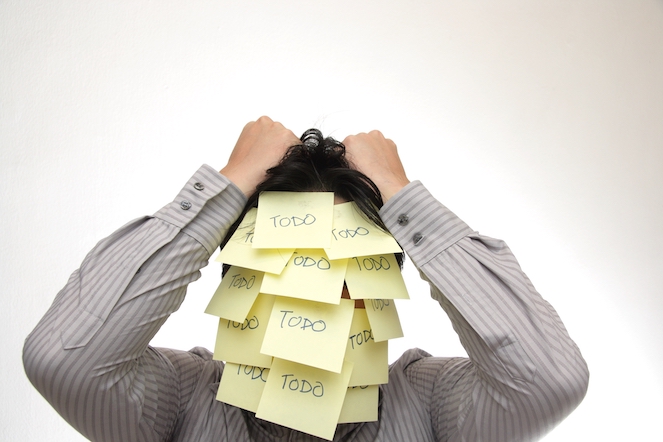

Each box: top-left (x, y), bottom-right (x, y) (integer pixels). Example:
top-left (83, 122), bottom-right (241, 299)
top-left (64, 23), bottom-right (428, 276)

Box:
top-left (23, 116), bottom-right (589, 441)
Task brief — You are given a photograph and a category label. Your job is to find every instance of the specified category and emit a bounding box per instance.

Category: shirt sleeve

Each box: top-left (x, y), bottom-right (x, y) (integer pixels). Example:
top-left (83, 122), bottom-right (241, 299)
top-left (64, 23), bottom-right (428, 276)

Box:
top-left (380, 181), bottom-right (589, 442)
top-left (22, 165), bottom-right (247, 442)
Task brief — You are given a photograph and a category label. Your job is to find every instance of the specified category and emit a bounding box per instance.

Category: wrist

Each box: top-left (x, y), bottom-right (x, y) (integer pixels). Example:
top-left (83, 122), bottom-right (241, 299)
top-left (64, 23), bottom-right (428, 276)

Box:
top-left (380, 179), bottom-right (410, 203)
top-left (219, 167), bottom-right (258, 198)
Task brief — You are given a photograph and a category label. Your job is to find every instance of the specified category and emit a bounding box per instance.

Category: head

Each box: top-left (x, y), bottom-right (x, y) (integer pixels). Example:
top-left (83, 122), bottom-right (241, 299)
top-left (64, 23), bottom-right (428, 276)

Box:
top-left (220, 128), bottom-right (404, 275)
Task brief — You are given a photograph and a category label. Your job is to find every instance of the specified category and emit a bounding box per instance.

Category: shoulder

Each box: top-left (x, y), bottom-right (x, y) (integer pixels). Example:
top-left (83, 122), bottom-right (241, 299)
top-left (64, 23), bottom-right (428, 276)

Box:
top-left (389, 348), bottom-right (431, 372)
top-left (155, 346), bottom-right (224, 391)
top-left (390, 349), bottom-right (472, 404)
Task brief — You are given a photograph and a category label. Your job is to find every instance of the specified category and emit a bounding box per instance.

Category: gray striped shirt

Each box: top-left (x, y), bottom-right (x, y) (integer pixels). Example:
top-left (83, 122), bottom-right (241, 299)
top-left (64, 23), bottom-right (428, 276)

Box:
top-left (23, 165), bottom-right (588, 441)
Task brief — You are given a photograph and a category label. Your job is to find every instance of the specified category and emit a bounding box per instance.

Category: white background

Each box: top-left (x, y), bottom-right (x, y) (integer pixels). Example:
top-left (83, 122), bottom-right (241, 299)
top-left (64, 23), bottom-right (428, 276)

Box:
top-left (2, 1), bottom-right (662, 441)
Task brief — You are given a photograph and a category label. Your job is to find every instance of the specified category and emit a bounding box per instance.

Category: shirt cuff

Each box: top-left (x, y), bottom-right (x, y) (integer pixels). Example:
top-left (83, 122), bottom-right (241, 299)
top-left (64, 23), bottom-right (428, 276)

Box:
top-left (380, 181), bottom-right (474, 265)
top-left (154, 164), bottom-right (248, 256)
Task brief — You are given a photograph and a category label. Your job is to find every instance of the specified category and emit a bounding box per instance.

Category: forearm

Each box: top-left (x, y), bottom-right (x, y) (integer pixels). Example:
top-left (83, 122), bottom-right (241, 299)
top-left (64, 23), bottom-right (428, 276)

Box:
top-left (23, 165), bottom-right (247, 441)
top-left (381, 181), bottom-right (589, 442)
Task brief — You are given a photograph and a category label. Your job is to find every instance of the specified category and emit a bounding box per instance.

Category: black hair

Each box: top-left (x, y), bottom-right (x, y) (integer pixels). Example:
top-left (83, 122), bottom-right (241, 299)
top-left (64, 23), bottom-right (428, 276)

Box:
top-left (220, 128), bottom-right (403, 273)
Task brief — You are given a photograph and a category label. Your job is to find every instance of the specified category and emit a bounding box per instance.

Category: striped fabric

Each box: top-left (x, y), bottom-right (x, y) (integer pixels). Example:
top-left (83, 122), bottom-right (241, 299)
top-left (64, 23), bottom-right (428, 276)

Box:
top-left (23, 165), bottom-right (588, 442)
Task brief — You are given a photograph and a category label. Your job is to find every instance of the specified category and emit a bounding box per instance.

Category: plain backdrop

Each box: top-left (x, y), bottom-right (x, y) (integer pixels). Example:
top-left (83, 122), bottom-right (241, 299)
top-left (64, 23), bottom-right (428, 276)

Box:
top-left (2, 1), bottom-right (662, 441)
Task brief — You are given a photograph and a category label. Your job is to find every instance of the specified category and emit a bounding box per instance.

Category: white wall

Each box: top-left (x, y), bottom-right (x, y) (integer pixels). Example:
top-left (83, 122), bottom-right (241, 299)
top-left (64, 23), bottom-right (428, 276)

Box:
top-left (2, 1), bottom-right (662, 440)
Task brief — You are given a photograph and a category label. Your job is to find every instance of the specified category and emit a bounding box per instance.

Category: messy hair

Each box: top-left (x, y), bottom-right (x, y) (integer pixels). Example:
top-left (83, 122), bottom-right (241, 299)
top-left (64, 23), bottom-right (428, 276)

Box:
top-left (220, 128), bottom-right (403, 272)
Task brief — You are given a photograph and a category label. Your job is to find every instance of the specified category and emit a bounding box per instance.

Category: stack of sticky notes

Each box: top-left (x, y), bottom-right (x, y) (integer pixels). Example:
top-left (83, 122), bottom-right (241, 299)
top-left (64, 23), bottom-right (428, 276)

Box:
top-left (205, 192), bottom-right (409, 440)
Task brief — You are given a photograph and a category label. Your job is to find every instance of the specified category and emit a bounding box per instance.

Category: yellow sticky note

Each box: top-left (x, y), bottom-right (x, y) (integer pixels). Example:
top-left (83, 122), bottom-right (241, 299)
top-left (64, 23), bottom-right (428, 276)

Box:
top-left (363, 299), bottom-right (404, 342)
top-left (261, 249), bottom-right (348, 304)
top-left (216, 363), bottom-right (269, 413)
top-left (325, 202), bottom-right (402, 260)
top-left (344, 254), bottom-right (409, 300)
top-left (252, 192), bottom-right (334, 249)
top-left (213, 294), bottom-right (274, 368)
top-left (216, 208), bottom-right (295, 275)
top-left (256, 358), bottom-right (353, 440)
top-left (338, 385), bottom-right (379, 424)
top-left (261, 297), bottom-right (355, 373)
top-left (205, 266), bottom-right (264, 322)
top-left (345, 309), bottom-right (388, 386)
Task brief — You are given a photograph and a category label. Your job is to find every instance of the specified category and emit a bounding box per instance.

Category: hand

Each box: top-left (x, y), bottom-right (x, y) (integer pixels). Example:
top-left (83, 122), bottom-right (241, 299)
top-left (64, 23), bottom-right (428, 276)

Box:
top-left (343, 131), bottom-right (410, 202)
top-left (220, 116), bottom-right (300, 197)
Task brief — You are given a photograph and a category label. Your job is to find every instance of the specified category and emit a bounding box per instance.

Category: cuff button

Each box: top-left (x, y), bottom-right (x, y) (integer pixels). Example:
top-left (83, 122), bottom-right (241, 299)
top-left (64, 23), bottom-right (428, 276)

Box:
top-left (180, 200), bottom-right (192, 210)
top-left (193, 182), bottom-right (205, 191)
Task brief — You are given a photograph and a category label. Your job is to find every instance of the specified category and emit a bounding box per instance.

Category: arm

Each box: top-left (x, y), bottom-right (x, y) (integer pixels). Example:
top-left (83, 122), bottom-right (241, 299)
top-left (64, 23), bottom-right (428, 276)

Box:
top-left (382, 183), bottom-right (588, 442)
top-left (23, 117), bottom-right (299, 442)
top-left (22, 166), bottom-right (246, 441)
top-left (345, 132), bottom-right (589, 442)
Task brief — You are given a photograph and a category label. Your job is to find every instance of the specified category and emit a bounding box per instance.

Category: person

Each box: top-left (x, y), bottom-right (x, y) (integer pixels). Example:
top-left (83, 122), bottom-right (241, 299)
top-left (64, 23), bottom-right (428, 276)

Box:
top-left (23, 116), bottom-right (589, 442)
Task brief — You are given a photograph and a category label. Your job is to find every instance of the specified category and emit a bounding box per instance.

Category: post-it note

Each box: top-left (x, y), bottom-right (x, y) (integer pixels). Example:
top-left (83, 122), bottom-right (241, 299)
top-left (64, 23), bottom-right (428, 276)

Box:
top-left (261, 297), bottom-right (355, 373)
top-left (216, 363), bottom-right (269, 413)
top-left (212, 294), bottom-right (275, 368)
top-left (261, 249), bottom-right (348, 304)
top-left (325, 201), bottom-right (402, 260)
top-left (338, 385), bottom-right (379, 424)
top-left (363, 298), bottom-right (404, 342)
top-left (252, 192), bottom-right (334, 249)
top-left (205, 266), bottom-right (264, 322)
top-left (344, 253), bottom-right (409, 300)
top-left (216, 208), bottom-right (295, 275)
top-left (344, 309), bottom-right (388, 386)
top-left (256, 358), bottom-right (353, 440)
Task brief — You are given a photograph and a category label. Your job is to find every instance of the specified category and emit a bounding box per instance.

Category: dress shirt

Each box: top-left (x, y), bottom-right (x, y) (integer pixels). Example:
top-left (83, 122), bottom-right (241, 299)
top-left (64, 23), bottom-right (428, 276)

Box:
top-left (23, 164), bottom-right (589, 442)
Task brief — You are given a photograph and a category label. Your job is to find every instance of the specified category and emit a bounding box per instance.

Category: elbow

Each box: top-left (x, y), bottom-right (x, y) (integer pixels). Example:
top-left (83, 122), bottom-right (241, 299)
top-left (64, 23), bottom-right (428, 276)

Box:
top-left (504, 342), bottom-right (590, 440)
top-left (514, 354), bottom-right (589, 441)
top-left (562, 351), bottom-right (590, 411)
top-left (536, 348), bottom-right (590, 432)
top-left (23, 328), bottom-right (54, 397)
top-left (551, 338), bottom-right (590, 411)
top-left (22, 326), bottom-right (73, 405)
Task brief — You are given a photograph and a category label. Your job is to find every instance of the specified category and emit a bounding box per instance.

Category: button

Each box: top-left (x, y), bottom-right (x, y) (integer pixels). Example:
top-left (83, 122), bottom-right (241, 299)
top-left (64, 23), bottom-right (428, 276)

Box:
top-left (180, 200), bottom-right (192, 210)
top-left (193, 182), bottom-right (205, 191)
top-left (413, 233), bottom-right (424, 245)
top-left (397, 214), bottom-right (409, 226)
